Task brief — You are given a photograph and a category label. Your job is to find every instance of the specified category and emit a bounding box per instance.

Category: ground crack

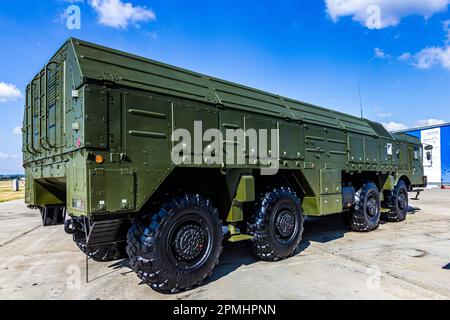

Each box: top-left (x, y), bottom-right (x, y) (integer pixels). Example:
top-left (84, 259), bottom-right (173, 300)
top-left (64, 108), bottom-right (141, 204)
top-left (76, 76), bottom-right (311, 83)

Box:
top-left (0, 225), bottom-right (41, 248)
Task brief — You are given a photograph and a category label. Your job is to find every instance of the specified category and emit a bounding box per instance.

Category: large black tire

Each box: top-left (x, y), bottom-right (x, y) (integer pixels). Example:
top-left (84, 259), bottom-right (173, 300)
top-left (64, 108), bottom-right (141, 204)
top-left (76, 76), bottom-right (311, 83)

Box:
top-left (247, 186), bottom-right (304, 261)
top-left (127, 194), bottom-right (223, 293)
top-left (384, 181), bottom-right (409, 222)
top-left (349, 182), bottom-right (381, 232)
top-left (73, 232), bottom-right (127, 262)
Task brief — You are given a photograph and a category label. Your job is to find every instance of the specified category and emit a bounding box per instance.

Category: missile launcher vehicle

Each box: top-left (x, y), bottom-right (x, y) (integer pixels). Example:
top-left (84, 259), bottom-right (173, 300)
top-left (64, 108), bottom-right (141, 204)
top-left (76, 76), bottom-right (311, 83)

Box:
top-left (22, 38), bottom-right (427, 293)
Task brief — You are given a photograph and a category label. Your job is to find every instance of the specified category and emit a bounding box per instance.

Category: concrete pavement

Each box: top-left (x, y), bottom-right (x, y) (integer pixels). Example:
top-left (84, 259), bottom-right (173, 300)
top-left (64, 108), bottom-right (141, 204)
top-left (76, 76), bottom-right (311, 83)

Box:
top-left (0, 189), bottom-right (449, 300)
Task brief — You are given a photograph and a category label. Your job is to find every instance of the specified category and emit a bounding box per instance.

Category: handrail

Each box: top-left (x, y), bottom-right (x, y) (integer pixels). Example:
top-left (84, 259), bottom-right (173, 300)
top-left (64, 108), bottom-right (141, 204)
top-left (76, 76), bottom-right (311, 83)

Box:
top-left (43, 61), bottom-right (59, 149)
top-left (38, 68), bottom-right (51, 151)
top-left (28, 80), bottom-right (40, 154)
top-left (27, 61), bottom-right (61, 155)
top-left (25, 85), bottom-right (37, 155)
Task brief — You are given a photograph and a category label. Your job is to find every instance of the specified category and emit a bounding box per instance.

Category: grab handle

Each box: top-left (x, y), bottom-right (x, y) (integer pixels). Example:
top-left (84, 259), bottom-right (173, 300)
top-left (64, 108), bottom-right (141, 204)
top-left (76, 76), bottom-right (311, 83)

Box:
top-left (25, 84), bottom-right (38, 155)
top-left (38, 68), bottom-right (51, 151)
top-left (42, 62), bottom-right (59, 149)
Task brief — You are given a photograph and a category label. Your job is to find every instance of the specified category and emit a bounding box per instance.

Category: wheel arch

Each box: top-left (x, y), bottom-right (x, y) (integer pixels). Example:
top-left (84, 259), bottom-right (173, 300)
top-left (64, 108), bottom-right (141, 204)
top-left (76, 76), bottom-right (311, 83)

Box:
top-left (396, 175), bottom-right (411, 190)
top-left (343, 172), bottom-right (390, 192)
top-left (252, 169), bottom-right (311, 200)
top-left (138, 167), bottom-right (251, 221)
top-left (141, 168), bottom-right (312, 221)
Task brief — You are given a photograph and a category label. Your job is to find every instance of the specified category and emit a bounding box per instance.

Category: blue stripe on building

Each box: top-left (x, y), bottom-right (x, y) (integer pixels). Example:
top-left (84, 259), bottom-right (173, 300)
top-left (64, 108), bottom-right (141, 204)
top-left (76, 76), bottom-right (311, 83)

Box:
top-left (441, 125), bottom-right (450, 184)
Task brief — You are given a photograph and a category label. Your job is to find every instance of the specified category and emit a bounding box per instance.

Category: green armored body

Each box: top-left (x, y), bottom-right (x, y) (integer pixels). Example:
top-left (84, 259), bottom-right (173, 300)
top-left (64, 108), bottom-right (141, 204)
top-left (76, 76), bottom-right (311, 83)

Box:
top-left (23, 38), bottom-right (427, 292)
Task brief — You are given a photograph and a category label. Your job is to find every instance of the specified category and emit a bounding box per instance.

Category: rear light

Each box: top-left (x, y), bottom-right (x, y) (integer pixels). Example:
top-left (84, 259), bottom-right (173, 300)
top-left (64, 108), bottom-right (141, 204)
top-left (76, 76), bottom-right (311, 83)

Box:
top-left (95, 155), bottom-right (105, 164)
top-left (72, 198), bottom-right (85, 211)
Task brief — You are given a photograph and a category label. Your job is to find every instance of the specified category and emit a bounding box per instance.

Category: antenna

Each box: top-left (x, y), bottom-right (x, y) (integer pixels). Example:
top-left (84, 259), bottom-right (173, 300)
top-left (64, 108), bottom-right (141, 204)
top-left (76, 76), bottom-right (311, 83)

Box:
top-left (357, 56), bottom-right (376, 119)
top-left (357, 68), bottom-right (364, 119)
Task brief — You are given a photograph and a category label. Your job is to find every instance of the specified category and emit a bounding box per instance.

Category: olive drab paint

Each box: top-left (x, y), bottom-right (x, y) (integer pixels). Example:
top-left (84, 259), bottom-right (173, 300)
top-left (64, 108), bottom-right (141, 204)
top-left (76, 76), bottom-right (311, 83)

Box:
top-left (23, 38), bottom-right (425, 219)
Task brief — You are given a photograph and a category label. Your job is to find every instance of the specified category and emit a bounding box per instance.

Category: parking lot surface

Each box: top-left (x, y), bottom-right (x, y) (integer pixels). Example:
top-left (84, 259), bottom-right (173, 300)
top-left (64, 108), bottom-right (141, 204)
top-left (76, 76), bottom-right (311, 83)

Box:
top-left (0, 188), bottom-right (449, 300)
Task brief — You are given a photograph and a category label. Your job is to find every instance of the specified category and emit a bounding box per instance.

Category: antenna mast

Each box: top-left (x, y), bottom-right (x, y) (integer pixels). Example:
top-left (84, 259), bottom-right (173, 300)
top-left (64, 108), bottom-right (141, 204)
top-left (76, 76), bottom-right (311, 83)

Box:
top-left (357, 69), bottom-right (364, 119)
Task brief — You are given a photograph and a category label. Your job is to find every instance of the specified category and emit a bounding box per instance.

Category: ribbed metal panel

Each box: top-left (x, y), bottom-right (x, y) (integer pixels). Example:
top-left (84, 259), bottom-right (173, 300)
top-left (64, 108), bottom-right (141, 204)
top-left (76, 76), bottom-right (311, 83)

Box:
top-left (70, 38), bottom-right (381, 136)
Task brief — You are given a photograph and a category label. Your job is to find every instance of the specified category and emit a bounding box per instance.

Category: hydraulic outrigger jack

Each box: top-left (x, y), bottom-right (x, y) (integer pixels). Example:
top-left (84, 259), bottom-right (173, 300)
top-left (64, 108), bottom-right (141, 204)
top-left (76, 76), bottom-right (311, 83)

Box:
top-left (411, 189), bottom-right (423, 200)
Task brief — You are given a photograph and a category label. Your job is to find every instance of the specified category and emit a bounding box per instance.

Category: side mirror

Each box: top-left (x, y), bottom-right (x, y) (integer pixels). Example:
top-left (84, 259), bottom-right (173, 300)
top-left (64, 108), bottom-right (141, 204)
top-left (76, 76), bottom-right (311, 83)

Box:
top-left (424, 145), bottom-right (433, 151)
top-left (426, 151), bottom-right (432, 161)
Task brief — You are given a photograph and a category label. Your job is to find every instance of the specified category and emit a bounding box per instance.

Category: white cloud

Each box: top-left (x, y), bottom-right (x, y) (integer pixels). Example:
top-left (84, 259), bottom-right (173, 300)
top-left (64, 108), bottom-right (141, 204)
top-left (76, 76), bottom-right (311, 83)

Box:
top-left (325, 0), bottom-right (450, 29)
top-left (148, 31), bottom-right (158, 41)
top-left (89, 0), bottom-right (156, 29)
top-left (0, 152), bottom-right (19, 159)
top-left (382, 121), bottom-right (408, 131)
top-left (382, 119), bottom-right (447, 131)
top-left (399, 52), bottom-right (412, 61)
top-left (400, 22), bottom-right (450, 71)
top-left (373, 106), bottom-right (392, 118)
top-left (374, 47), bottom-right (386, 58)
top-left (444, 20), bottom-right (450, 43)
top-left (412, 46), bottom-right (450, 70)
top-left (374, 47), bottom-right (392, 59)
top-left (0, 82), bottom-right (21, 103)
top-left (13, 126), bottom-right (22, 135)
top-left (416, 119), bottom-right (447, 127)
top-left (377, 112), bottom-right (392, 118)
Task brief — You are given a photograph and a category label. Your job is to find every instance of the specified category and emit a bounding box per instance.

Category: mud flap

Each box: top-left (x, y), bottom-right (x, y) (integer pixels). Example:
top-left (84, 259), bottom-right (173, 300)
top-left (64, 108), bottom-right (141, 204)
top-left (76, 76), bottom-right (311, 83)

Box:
top-left (76, 217), bottom-right (130, 283)
top-left (41, 206), bottom-right (66, 226)
top-left (85, 218), bottom-right (129, 247)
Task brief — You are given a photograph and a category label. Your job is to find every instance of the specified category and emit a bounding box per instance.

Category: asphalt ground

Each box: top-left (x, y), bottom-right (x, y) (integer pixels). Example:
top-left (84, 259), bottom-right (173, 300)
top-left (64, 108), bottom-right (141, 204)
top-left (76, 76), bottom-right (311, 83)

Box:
top-left (0, 188), bottom-right (449, 300)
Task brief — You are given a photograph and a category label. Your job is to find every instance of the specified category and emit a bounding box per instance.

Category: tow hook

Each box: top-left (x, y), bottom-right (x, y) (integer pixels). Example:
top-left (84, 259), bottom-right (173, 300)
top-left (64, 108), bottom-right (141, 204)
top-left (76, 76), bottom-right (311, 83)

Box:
top-left (64, 219), bottom-right (80, 235)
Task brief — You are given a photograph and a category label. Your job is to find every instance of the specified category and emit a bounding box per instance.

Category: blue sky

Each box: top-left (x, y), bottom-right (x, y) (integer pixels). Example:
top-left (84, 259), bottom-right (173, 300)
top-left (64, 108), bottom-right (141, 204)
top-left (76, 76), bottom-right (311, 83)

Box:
top-left (0, 0), bottom-right (449, 174)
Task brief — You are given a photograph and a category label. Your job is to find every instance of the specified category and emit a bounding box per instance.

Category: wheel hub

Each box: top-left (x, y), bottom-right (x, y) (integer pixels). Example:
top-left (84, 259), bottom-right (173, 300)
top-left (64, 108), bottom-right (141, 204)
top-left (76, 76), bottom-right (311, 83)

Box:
top-left (398, 193), bottom-right (407, 210)
top-left (173, 224), bottom-right (206, 261)
top-left (275, 211), bottom-right (295, 238)
top-left (367, 196), bottom-right (379, 217)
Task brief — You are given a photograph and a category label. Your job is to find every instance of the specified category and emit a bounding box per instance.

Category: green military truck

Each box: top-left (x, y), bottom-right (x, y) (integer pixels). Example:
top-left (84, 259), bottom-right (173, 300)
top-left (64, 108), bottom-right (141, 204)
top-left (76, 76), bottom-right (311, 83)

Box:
top-left (23, 38), bottom-right (427, 293)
